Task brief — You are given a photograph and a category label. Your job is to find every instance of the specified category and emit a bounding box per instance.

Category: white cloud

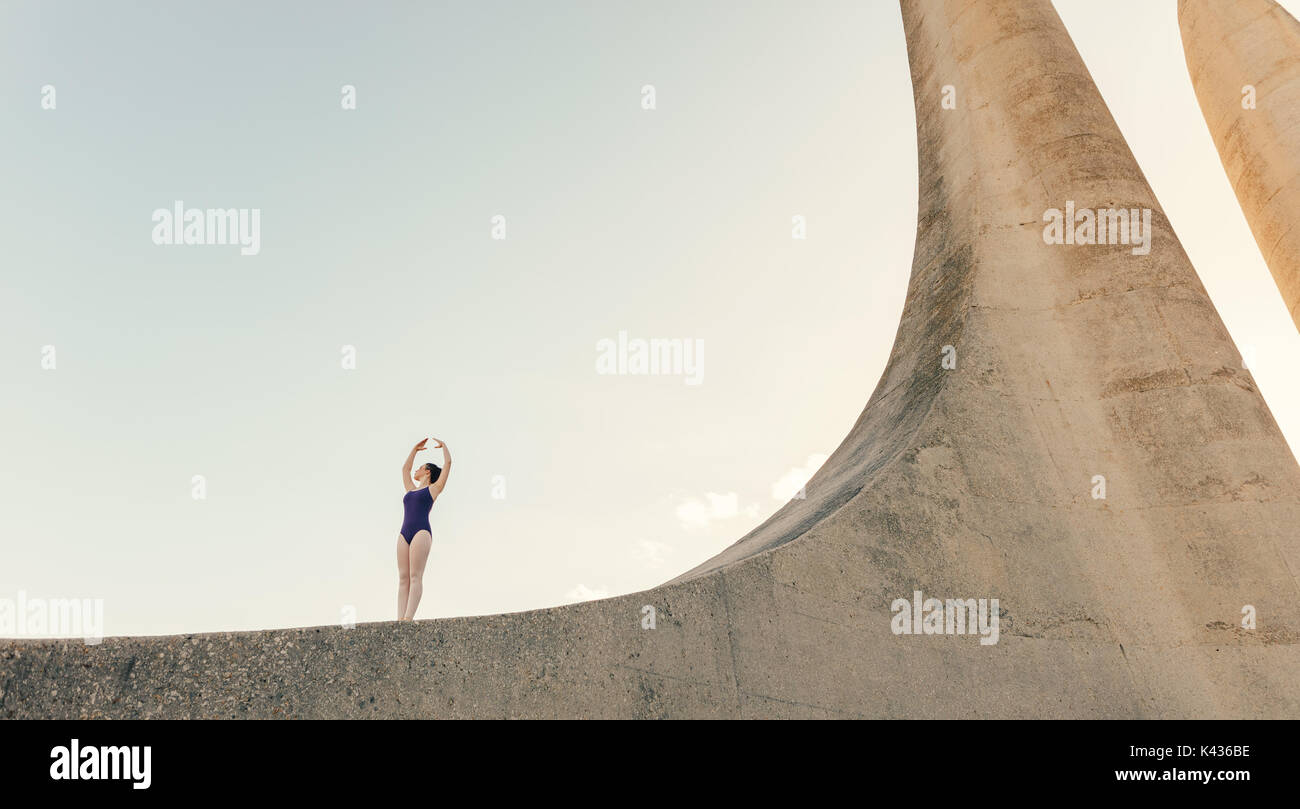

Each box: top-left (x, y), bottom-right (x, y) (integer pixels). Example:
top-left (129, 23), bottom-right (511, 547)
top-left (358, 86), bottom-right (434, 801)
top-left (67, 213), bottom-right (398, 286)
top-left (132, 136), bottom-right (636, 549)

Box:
top-left (675, 491), bottom-right (740, 530)
top-left (563, 584), bottom-right (610, 603)
top-left (632, 539), bottom-right (674, 567)
top-left (771, 453), bottom-right (830, 501)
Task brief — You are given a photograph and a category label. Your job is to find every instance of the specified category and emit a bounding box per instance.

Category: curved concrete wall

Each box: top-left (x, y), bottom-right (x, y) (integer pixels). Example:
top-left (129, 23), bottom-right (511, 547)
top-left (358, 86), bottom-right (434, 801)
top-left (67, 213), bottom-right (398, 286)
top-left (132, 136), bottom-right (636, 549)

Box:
top-left (5, 0), bottom-right (1300, 719)
top-left (1180, 0), bottom-right (1300, 332)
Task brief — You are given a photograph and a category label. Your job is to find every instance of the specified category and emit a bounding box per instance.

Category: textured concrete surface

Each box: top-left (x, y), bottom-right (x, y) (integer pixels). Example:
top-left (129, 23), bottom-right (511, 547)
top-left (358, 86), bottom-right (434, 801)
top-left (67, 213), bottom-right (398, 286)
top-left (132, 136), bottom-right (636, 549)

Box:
top-left (4, 0), bottom-right (1300, 719)
top-left (1180, 0), bottom-right (1300, 332)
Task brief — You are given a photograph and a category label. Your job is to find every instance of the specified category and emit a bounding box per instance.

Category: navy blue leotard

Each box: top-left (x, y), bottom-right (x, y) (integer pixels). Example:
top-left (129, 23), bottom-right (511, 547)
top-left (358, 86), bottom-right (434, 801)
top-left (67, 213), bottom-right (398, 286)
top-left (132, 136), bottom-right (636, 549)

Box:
top-left (400, 487), bottom-right (433, 544)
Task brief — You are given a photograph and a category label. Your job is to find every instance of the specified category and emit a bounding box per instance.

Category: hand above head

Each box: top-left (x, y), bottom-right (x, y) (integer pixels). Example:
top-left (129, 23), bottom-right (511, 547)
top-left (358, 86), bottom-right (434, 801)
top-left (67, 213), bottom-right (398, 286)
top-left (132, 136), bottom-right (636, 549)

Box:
top-left (413, 438), bottom-right (429, 452)
top-left (427, 438), bottom-right (451, 490)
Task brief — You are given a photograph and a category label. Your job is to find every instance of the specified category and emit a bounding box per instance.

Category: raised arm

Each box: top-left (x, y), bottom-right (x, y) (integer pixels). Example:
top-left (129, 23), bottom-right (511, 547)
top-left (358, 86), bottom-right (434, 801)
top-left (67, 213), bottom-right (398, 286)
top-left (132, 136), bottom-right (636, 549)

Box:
top-left (402, 438), bottom-right (427, 491)
top-left (429, 439), bottom-right (452, 495)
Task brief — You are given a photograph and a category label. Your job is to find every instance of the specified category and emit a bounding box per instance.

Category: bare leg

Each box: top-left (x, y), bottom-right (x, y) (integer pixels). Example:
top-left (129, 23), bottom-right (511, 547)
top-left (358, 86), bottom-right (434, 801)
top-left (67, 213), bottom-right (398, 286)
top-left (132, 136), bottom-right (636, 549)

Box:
top-left (396, 535), bottom-right (411, 620)
top-left (402, 530), bottom-right (433, 620)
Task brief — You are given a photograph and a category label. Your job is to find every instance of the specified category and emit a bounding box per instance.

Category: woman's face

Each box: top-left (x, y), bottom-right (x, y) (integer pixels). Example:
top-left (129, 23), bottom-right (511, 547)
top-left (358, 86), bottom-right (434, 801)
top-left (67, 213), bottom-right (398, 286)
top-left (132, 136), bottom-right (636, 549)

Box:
top-left (414, 466), bottom-right (429, 484)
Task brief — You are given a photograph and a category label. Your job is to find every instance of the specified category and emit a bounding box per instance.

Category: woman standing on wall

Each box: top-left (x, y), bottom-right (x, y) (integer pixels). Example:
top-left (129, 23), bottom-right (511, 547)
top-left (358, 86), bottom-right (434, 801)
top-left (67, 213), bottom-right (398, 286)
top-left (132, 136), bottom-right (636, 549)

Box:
top-left (396, 437), bottom-right (451, 620)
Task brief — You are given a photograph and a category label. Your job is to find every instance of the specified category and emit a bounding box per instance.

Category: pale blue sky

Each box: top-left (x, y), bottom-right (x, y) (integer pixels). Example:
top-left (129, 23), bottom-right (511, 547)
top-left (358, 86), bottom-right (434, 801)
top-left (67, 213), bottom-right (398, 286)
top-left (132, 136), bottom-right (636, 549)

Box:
top-left (3, 0), bottom-right (1298, 637)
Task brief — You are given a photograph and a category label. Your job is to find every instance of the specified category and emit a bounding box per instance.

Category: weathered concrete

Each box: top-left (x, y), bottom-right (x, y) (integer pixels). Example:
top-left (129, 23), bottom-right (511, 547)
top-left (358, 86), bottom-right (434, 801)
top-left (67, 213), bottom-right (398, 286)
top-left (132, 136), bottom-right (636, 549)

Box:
top-left (4, 0), bottom-right (1300, 719)
top-left (1179, 0), bottom-right (1300, 332)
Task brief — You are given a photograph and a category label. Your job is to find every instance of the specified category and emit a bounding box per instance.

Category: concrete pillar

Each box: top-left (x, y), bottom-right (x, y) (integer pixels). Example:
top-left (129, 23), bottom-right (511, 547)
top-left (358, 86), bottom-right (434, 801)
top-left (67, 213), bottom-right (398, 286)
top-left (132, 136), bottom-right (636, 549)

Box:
top-left (1180, 0), bottom-right (1300, 332)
